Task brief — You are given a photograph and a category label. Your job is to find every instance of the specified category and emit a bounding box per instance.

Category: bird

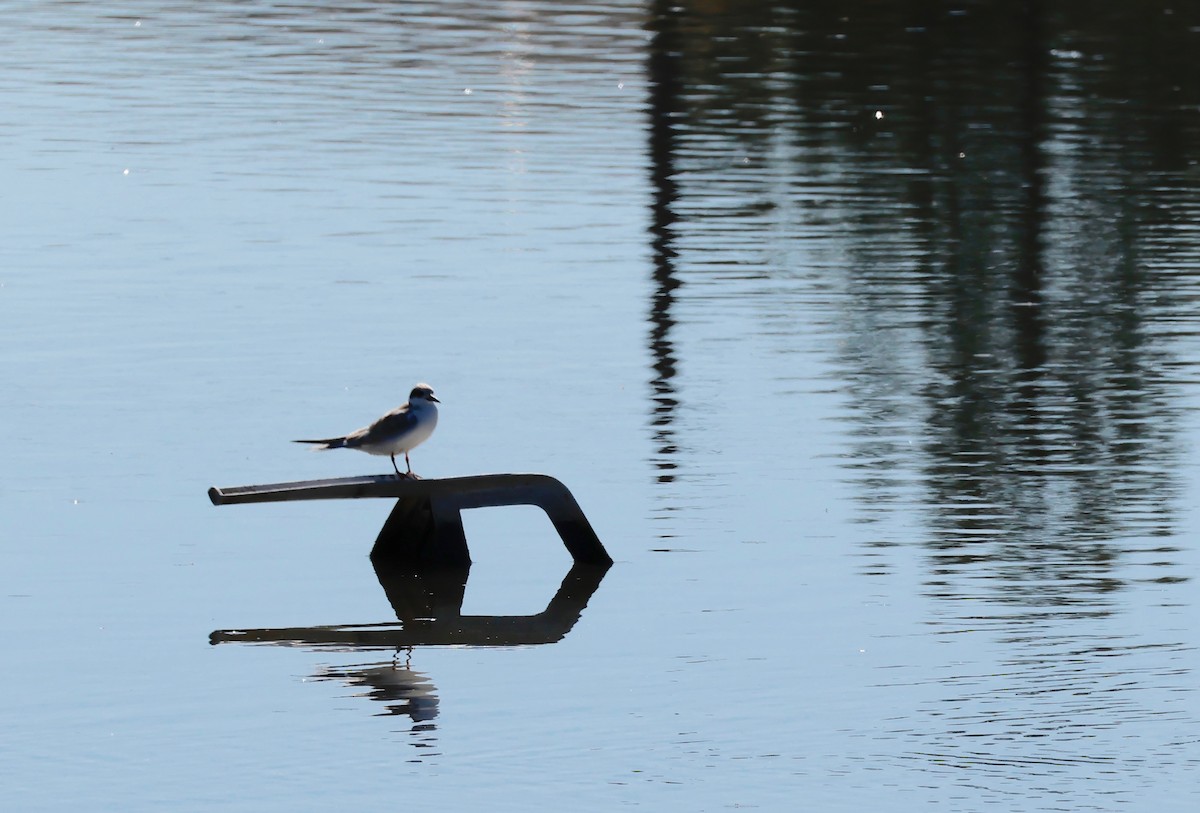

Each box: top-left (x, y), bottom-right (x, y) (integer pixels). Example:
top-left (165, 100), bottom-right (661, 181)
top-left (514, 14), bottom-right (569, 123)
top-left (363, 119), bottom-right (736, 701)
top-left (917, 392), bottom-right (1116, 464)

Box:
top-left (293, 383), bottom-right (440, 478)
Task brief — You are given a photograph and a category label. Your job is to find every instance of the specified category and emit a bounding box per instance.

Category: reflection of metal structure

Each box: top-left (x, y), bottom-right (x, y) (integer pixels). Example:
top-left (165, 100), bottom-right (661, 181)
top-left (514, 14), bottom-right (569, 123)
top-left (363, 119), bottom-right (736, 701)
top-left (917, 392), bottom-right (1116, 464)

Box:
top-left (209, 561), bottom-right (610, 649)
top-left (210, 554), bottom-right (609, 739)
top-left (208, 473), bottom-right (612, 568)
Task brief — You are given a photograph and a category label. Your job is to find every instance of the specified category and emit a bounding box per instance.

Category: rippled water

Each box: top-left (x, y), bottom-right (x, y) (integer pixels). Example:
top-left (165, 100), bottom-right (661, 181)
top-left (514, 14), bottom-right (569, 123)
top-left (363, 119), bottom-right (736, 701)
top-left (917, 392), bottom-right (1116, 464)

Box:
top-left (3, 2), bottom-right (1199, 811)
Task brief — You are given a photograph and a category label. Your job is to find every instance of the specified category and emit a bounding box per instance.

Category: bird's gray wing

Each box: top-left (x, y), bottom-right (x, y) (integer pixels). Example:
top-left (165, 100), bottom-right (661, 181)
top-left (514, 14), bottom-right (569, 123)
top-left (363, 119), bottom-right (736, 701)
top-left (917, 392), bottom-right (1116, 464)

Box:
top-left (342, 404), bottom-right (415, 447)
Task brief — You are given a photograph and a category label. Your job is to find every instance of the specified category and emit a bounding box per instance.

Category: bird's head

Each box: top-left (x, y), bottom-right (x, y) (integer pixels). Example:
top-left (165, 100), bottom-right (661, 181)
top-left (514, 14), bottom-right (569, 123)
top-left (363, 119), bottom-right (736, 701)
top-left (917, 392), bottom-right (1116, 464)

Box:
top-left (410, 383), bottom-right (439, 404)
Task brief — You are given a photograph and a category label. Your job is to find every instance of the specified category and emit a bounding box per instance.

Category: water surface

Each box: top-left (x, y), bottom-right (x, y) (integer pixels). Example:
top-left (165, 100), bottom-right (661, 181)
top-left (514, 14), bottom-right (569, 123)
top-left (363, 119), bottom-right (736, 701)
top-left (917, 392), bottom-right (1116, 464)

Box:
top-left (2, 2), bottom-right (1199, 810)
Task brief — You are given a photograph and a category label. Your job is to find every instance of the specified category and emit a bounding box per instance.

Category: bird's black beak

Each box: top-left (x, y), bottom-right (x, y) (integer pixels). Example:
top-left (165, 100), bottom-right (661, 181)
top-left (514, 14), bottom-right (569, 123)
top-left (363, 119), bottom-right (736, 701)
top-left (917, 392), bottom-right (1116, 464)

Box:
top-left (428, 394), bottom-right (440, 403)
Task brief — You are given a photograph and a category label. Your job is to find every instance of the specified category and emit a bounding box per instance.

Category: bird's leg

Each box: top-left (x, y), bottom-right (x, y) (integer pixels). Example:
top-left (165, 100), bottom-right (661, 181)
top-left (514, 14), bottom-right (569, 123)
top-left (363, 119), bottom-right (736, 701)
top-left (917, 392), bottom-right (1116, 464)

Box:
top-left (390, 454), bottom-right (402, 477)
top-left (404, 452), bottom-right (421, 480)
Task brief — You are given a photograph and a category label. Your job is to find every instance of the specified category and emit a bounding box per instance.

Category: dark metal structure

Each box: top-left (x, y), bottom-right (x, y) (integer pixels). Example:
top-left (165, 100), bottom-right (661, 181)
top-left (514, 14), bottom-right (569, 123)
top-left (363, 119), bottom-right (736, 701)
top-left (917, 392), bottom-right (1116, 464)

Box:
top-left (208, 473), bottom-right (612, 568)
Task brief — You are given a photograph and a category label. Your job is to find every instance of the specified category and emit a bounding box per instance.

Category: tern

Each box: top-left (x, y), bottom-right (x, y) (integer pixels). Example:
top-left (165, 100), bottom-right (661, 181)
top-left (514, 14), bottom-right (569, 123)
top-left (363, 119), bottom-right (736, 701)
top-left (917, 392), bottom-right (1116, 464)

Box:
top-left (294, 383), bottom-right (440, 478)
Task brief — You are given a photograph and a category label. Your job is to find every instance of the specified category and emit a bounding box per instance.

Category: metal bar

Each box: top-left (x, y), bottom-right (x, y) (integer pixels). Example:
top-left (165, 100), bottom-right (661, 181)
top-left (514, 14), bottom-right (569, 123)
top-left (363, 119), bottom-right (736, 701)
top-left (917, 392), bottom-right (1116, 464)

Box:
top-left (208, 473), bottom-right (612, 566)
top-left (211, 473), bottom-right (573, 505)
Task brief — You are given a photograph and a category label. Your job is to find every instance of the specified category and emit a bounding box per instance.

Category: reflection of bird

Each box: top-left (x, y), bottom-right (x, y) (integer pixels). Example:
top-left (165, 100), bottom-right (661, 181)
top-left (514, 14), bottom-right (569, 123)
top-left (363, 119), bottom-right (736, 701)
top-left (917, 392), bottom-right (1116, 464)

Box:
top-left (314, 661), bottom-right (440, 724)
top-left (294, 384), bottom-right (439, 477)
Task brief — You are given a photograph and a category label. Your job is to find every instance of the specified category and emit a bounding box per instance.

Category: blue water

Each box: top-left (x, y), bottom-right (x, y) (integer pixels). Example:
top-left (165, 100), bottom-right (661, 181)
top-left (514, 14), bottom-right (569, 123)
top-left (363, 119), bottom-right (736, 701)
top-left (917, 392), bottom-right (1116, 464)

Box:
top-left (2, 2), bottom-right (1198, 810)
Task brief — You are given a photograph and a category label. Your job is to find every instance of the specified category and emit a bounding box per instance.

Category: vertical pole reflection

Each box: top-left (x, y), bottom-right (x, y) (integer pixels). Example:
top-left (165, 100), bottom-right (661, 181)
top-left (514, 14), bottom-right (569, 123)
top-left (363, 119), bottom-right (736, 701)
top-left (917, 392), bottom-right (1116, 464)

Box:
top-left (1013, 0), bottom-right (1049, 409)
top-left (645, 0), bottom-right (684, 484)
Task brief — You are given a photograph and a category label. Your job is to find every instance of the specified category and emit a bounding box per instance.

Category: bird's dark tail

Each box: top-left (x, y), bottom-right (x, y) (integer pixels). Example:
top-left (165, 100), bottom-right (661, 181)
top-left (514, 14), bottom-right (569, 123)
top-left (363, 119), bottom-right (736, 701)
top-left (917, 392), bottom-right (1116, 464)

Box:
top-left (292, 437), bottom-right (346, 450)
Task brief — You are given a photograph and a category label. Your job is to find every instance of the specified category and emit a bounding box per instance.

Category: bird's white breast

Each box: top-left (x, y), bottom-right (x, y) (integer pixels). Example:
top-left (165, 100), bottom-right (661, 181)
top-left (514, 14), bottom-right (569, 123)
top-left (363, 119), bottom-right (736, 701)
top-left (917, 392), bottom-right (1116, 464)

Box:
top-left (361, 403), bottom-right (438, 455)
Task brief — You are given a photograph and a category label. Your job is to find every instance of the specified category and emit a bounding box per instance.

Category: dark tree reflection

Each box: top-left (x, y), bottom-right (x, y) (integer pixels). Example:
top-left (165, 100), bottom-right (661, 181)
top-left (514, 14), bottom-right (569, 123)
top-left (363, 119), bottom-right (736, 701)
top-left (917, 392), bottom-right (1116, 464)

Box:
top-left (642, 0), bottom-right (1200, 602)
top-left (645, 0), bottom-right (686, 485)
